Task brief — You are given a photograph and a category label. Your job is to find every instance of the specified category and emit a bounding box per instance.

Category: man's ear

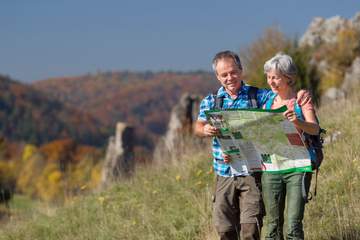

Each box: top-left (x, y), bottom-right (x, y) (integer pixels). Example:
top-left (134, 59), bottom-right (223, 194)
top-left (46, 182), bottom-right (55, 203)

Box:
top-left (215, 73), bottom-right (221, 82)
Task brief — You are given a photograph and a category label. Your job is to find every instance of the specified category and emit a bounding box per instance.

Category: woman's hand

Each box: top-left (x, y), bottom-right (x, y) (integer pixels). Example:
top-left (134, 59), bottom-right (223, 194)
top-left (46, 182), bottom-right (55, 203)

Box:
top-left (283, 109), bottom-right (299, 123)
top-left (297, 89), bottom-right (311, 106)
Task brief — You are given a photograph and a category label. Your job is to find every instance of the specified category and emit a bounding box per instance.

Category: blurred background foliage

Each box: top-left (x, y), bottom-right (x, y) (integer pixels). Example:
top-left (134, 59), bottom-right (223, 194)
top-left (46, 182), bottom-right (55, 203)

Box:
top-left (1, 138), bottom-right (103, 203)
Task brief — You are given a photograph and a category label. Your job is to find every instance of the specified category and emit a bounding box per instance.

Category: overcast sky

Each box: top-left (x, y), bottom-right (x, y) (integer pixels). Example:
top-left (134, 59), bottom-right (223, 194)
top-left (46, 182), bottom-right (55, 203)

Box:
top-left (1, 0), bottom-right (359, 82)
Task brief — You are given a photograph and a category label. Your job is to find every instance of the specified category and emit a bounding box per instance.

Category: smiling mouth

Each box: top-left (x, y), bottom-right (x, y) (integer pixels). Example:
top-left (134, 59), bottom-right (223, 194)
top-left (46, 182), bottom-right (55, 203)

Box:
top-left (227, 81), bottom-right (237, 86)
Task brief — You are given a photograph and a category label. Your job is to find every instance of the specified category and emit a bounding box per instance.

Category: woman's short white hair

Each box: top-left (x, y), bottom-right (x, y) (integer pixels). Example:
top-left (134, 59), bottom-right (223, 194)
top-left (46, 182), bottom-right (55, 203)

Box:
top-left (264, 53), bottom-right (297, 86)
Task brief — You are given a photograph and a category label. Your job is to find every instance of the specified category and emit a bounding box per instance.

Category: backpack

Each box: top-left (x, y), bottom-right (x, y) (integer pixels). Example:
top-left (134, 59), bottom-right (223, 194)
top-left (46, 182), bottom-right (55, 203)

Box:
top-left (294, 101), bottom-right (326, 200)
top-left (294, 103), bottom-right (326, 171)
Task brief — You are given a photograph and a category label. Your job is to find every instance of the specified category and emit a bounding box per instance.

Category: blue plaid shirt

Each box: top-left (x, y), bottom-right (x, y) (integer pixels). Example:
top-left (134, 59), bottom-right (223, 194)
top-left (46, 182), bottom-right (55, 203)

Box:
top-left (198, 83), bottom-right (271, 177)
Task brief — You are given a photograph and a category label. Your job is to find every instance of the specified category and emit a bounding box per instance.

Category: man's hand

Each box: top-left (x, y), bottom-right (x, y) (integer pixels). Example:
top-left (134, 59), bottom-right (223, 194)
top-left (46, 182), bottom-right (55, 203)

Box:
top-left (203, 123), bottom-right (219, 137)
top-left (194, 121), bottom-right (219, 137)
top-left (222, 153), bottom-right (232, 164)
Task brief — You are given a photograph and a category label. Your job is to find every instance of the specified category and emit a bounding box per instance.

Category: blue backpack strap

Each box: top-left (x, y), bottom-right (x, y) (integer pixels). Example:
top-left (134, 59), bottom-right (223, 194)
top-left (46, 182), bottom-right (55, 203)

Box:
top-left (294, 99), bottom-right (322, 125)
top-left (264, 93), bottom-right (277, 110)
top-left (266, 94), bottom-right (305, 119)
top-left (294, 101), bottom-right (304, 121)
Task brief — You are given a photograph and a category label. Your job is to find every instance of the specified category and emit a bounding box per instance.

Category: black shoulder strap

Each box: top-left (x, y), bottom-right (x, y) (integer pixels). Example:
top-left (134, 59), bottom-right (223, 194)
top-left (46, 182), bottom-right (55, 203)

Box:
top-left (248, 86), bottom-right (259, 108)
top-left (213, 93), bottom-right (224, 110)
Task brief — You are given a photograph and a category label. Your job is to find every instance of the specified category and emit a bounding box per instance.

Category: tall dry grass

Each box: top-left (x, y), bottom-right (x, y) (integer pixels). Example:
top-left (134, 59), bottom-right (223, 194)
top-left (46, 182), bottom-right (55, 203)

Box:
top-left (302, 91), bottom-right (360, 240)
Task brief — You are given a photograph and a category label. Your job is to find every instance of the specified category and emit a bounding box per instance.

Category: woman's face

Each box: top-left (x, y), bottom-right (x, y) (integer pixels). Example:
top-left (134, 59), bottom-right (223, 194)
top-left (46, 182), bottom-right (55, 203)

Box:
top-left (266, 69), bottom-right (290, 94)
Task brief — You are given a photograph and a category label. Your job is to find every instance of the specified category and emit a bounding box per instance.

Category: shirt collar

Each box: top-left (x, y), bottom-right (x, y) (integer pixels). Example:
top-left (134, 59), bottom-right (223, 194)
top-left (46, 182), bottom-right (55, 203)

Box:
top-left (217, 80), bottom-right (245, 98)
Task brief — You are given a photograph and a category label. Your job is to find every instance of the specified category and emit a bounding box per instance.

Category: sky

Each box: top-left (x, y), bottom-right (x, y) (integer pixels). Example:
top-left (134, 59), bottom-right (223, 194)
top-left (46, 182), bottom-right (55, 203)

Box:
top-left (1, 0), bottom-right (359, 82)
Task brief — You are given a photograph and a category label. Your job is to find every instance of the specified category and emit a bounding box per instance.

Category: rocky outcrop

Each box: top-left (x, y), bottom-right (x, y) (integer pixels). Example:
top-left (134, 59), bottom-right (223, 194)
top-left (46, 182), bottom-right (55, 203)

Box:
top-left (351, 12), bottom-right (360, 32)
top-left (299, 14), bottom-right (356, 47)
top-left (100, 122), bottom-right (135, 189)
top-left (320, 87), bottom-right (346, 103)
top-left (341, 57), bottom-right (360, 94)
top-left (153, 93), bottom-right (201, 164)
top-left (321, 57), bottom-right (360, 102)
top-left (299, 12), bottom-right (360, 104)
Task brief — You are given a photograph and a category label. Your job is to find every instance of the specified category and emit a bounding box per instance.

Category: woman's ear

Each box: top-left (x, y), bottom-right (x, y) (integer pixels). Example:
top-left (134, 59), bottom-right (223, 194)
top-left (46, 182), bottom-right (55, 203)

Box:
top-left (287, 79), bottom-right (295, 86)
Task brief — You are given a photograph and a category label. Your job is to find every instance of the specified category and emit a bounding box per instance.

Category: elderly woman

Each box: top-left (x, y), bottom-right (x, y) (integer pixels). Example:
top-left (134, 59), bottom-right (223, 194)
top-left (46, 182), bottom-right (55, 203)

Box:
top-left (262, 53), bottom-right (320, 239)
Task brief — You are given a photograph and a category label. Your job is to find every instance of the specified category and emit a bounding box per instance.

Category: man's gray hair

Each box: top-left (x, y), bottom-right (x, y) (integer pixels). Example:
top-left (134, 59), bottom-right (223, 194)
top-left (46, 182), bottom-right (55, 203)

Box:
top-left (212, 50), bottom-right (242, 73)
top-left (264, 53), bottom-right (297, 85)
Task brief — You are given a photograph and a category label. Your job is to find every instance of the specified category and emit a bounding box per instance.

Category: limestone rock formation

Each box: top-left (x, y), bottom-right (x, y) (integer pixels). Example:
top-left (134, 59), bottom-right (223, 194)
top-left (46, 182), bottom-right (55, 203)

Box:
top-left (300, 11), bottom-right (360, 50)
top-left (321, 57), bottom-right (360, 103)
top-left (341, 57), bottom-right (360, 94)
top-left (351, 12), bottom-right (360, 32)
top-left (300, 12), bottom-right (360, 105)
top-left (153, 93), bottom-right (202, 164)
top-left (299, 15), bottom-right (351, 47)
top-left (321, 87), bottom-right (346, 103)
top-left (100, 122), bottom-right (134, 189)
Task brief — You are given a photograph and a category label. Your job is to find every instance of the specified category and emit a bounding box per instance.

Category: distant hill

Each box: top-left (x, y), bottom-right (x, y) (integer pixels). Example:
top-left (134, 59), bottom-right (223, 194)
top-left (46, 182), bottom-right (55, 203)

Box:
top-left (33, 71), bottom-right (218, 151)
top-left (0, 75), bottom-right (107, 145)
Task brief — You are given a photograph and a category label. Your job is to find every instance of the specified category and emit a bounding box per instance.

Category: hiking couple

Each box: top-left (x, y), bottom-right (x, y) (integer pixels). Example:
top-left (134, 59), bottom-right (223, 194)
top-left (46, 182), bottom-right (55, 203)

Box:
top-left (195, 51), bottom-right (320, 240)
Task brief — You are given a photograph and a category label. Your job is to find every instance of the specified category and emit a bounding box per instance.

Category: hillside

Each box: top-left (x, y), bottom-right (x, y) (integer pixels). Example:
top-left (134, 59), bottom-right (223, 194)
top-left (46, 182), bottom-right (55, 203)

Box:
top-left (0, 87), bottom-right (359, 240)
top-left (0, 75), bottom-right (107, 146)
top-left (33, 71), bottom-right (218, 151)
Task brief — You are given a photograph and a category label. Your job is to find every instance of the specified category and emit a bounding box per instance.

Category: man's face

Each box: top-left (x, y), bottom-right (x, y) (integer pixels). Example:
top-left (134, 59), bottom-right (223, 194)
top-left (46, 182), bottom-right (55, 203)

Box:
top-left (215, 57), bottom-right (242, 96)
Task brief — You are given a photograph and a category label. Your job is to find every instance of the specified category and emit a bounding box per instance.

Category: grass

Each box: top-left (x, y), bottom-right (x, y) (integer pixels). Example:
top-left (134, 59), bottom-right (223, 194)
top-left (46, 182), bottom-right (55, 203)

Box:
top-left (0, 138), bottom-right (217, 240)
top-left (302, 92), bottom-right (360, 240)
top-left (0, 92), bottom-right (360, 239)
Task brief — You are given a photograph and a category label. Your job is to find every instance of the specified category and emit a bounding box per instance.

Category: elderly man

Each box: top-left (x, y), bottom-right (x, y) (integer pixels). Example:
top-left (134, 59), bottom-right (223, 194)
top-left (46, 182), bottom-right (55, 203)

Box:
top-left (194, 50), bottom-right (270, 240)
